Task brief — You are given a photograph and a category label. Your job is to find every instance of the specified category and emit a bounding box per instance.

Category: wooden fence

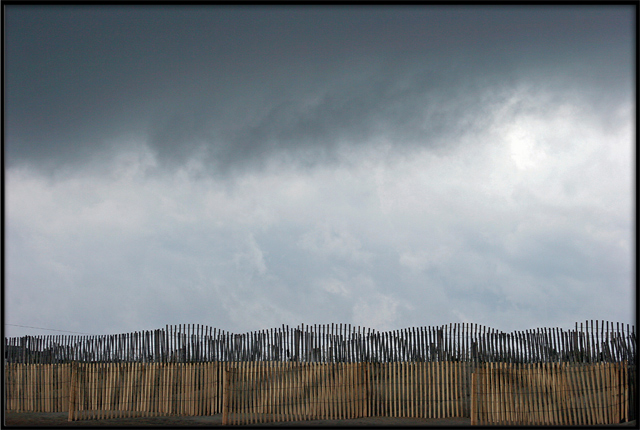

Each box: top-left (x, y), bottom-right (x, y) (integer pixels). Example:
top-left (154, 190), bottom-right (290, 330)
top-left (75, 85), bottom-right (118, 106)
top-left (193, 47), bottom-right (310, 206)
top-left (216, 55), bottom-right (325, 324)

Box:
top-left (470, 361), bottom-right (629, 425)
top-left (4, 321), bottom-right (635, 423)
top-left (4, 362), bottom-right (226, 418)
top-left (4, 361), bottom-right (468, 423)
top-left (5, 321), bottom-right (636, 365)
top-left (367, 361), bottom-right (472, 420)
top-left (5, 360), bottom-right (632, 425)
top-left (222, 361), bottom-right (473, 425)
top-left (223, 362), bottom-right (369, 425)
top-left (67, 362), bottom-right (225, 421)
top-left (4, 363), bottom-right (71, 413)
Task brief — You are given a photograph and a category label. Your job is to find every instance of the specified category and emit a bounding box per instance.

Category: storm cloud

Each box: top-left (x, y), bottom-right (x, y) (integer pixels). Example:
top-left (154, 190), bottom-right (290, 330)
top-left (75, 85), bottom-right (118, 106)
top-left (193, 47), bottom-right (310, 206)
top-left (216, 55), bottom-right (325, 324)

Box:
top-left (4, 5), bottom-right (634, 337)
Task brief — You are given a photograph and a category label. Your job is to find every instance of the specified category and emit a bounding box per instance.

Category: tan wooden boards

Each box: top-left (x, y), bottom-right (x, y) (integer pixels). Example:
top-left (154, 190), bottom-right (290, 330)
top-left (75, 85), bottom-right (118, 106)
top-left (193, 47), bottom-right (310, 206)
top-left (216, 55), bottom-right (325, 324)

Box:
top-left (470, 361), bottom-right (629, 425)
top-left (222, 361), bottom-right (370, 425)
top-left (61, 362), bottom-right (225, 421)
top-left (5, 359), bottom-right (632, 425)
top-left (221, 361), bottom-right (470, 425)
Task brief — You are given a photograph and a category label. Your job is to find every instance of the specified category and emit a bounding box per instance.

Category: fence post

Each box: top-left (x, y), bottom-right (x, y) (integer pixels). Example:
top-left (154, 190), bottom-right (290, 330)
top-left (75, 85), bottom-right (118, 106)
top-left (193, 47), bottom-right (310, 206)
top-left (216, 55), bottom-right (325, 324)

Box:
top-left (222, 366), bottom-right (230, 425)
top-left (623, 361), bottom-right (629, 423)
top-left (67, 362), bottom-right (77, 421)
top-left (470, 371), bottom-right (477, 425)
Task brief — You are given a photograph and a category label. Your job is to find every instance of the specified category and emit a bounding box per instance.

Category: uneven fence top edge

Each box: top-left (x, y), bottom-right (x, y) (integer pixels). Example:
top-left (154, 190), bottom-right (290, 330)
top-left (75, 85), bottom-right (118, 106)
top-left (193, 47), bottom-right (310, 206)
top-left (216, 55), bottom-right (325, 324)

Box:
top-left (5, 320), bottom-right (636, 364)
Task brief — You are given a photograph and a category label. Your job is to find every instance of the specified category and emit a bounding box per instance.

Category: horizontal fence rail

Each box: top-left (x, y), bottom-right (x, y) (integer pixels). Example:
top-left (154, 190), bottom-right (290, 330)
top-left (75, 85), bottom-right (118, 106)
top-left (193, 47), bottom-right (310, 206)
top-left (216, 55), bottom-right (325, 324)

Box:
top-left (471, 361), bottom-right (629, 425)
top-left (5, 321), bottom-right (636, 365)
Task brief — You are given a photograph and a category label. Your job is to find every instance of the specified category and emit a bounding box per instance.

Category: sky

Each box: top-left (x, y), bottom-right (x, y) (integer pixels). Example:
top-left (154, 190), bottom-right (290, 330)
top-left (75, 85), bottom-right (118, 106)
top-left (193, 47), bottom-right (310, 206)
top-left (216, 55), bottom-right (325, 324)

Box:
top-left (3, 5), bottom-right (635, 338)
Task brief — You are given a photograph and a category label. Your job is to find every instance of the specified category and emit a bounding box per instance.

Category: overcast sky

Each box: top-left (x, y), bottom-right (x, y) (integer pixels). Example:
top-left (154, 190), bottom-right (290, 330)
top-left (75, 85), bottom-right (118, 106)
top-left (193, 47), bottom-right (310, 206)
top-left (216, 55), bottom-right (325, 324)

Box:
top-left (4, 5), bottom-right (635, 338)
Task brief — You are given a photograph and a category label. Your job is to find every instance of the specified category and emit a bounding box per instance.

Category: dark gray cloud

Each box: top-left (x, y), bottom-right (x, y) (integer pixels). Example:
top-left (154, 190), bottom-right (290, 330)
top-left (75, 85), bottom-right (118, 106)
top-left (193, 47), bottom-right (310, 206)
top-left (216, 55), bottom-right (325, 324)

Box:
top-left (5, 5), bottom-right (633, 175)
